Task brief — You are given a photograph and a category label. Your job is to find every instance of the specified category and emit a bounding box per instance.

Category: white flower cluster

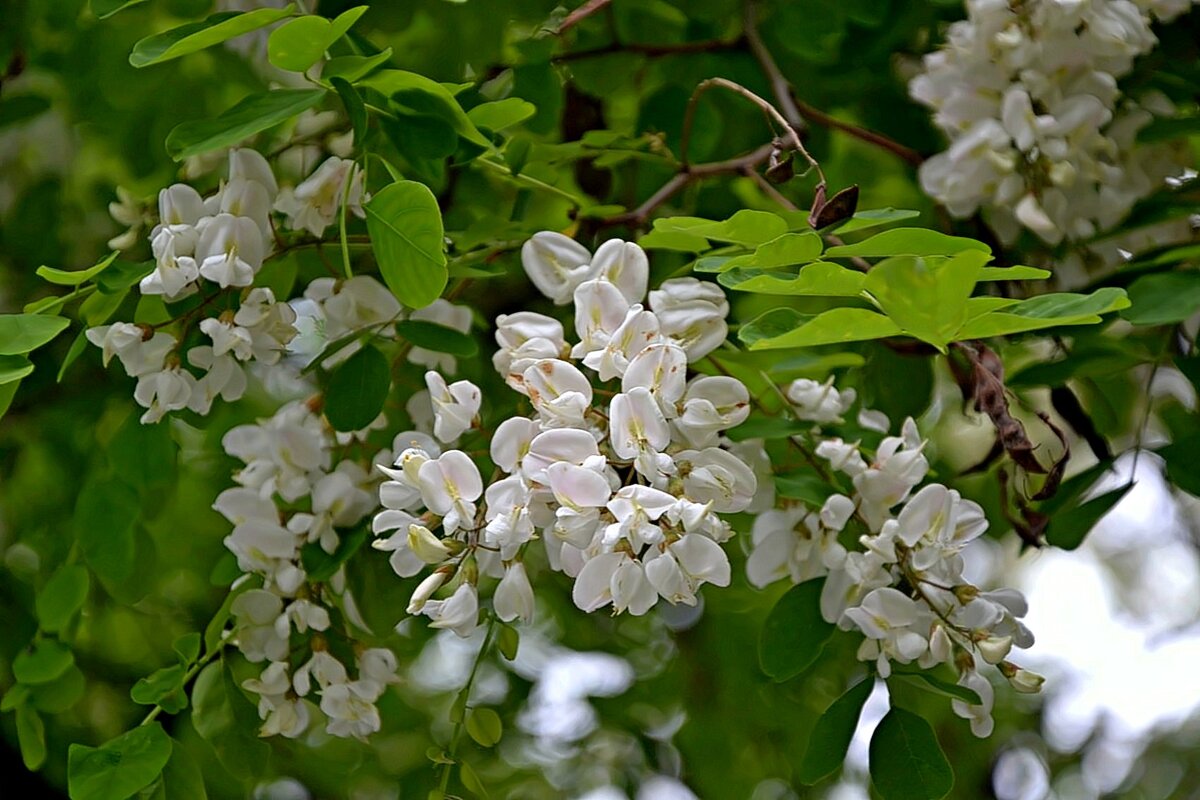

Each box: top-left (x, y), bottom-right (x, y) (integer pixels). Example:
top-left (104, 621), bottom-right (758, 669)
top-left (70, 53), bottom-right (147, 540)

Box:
top-left (372, 233), bottom-right (760, 638)
top-left (92, 149), bottom-right (367, 423)
top-left (911, 0), bottom-right (1193, 244)
top-left (747, 393), bottom-right (1041, 737)
top-left (213, 398), bottom-right (399, 740)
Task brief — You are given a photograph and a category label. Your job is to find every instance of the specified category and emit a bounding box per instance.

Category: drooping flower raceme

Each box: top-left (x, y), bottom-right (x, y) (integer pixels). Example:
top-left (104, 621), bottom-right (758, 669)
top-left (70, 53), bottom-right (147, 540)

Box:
top-left (911, 0), bottom-right (1194, 244)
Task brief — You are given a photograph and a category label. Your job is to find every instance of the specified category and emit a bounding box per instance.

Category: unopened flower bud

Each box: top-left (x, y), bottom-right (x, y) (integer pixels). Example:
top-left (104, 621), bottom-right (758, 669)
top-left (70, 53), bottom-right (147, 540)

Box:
top-left (953, 584), bottom-right (980, 604)
top-left (408, 524), bottom-right (450, 564)
top-left (999, 661), bottom-right (1045, 693)
top-left (406, 570), bottom-right (449, 614)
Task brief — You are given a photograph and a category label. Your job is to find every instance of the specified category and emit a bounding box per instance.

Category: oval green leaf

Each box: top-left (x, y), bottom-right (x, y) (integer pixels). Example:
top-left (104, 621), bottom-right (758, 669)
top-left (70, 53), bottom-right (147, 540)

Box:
top-left (365, 180), bottom-right (448, 308)
top-left (35, 564), bottom-right (90, 634)
top-left (166, 88), bottom-right (327, 160)
top-left (395, 319), bottom-right (477, 357)
top-left (799, 677), bottom-right (875, 784)
top-left (758, 578), bottom-right (836, 681)
top-left (869, 707), bottom-right (954, 800)
top-left (0, 313), bottom-right (70, 355)
top-left (825, 228), bottom-right (989, 259)
top-left (324, 344), bottom-right (390, 432)
top-left (130, 6), bottom-right (296, 68)
top-left (67, 722), bottom-right (172, 800)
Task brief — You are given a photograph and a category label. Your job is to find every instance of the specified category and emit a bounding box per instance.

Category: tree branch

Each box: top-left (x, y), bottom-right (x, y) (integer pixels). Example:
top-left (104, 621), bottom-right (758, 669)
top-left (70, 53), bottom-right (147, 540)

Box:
top-left (553, 37), bottom-right (743, 63)
top-left (556, 0), bottom-right (612, 34)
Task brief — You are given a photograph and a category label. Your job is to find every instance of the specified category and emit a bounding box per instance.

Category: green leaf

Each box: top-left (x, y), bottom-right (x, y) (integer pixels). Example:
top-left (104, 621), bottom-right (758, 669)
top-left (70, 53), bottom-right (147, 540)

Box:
top-left (130, 6), bottom-right (296, 67)
top-left (743, 231), bottom-right (824, 267)
top-left (14, 639), bottom-right (75, 685)
top-left (131, 664), bottom-right (188, 713)
top-left (1046, 482), bottom-right (1134, 550)
top-left (798, 678), bottom-right (874, 784)
top-left (16, 706), bottom-right (47, 771)
top-left (0, 313), bottom-right (71, 355)
top-left (324, 345), bottom-right (390, 432)
top-left (360, 69), bottom-right (490, 148)
top-left (466, 707), bottom-right (502, 747)
top-left (1122, 271), bottom-right (1200, 326)
top-left (0, 354), bottom-right (35, 385)
top-left (726, 415), bottom-right (809, 442)
top-left (268, 6), bottom-right (368, 72)
top-left (95, 259), bottom-right (154, 294)
top-left (36, 564), bottom-right (90, 634)
top-left (365, 180), bottom-right (448, 308)
top-left (160, 739), bottom-right (208, 800)
top-left (737, 308), bottom-right (810, 347)
top-left (467, 98), bottom-right (537, 132)
top-left (301, 525), bottom-right (369, 582)
top-left (91, 0), bottom-right (148, 19)
top-left (166, 88), bottom-right (327, 160)
top-left (831, 208), bottom-right (920, 234)
top-left (956, 288), bottom-right (1129, 339)
top-left (978, 265), bottom-right (1051, 281)
top-left (825, 228), bottom-right (989, 259)
top-left (459, 761), bottom-right (489, 799)
top-left (322, 48), bottom-right (394, 83)
top-left (331, 77), bottom-right (368, 149)
top-left (749, 308), bottom-right (902, 350)
top-left (191, 661), bottom-right (270, 779)
top-left (28, 664), bottom-right (86, 713)
top-left (890, 671), bottom-right (982, 705)
top-left (395, 319), bottom-right (477, 357)
top-left (720, 261), bottom-right (865, 296)
top-left (775, 472), bottom-right (837, 507)
top-left (76, 476), bottom-right (140, 586)
top-left (869, 707), bottom-right (954, 800)
top-left (37, 252), bottom-right (119, 286)
top-left (864, 252), bottom-right (985, 350)
top-left (759, 578), bottom-right (835, 681)
top-left (0, 94), bottom-right (51, 130)
top-left (663, 210), bottom-right (788, 247)
top-left (58, 329), bottom-right (91, 383)
top-left (68, 722), bottom-right (173, 800)
top-left (497, 623), bottom-right (519, 660)
top-left (173, 633), bottom-right (202, 666)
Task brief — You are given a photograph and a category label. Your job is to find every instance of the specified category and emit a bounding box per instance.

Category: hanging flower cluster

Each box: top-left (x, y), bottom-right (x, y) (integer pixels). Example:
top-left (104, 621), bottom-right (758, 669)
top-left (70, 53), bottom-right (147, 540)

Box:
top-left (911, 0), bottom-right (1194, 244)
top-left (373, 233), bottom-right (759, 636)
top-left (747, 392), bottom-right (1041, 737)
top-left (89, 148), bottom-right (365, 422)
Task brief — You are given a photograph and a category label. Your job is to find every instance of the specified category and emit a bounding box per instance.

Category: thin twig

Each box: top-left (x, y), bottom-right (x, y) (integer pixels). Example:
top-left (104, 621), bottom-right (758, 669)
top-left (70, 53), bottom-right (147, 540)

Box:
top-left (553, 37), bottom-right (743, 63)
top-left (557, 0), bottom-right (612, 34)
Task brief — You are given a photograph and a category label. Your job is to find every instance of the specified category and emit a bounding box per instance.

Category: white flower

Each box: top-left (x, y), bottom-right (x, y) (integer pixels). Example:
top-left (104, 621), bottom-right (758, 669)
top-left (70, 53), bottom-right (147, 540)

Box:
top-left (494, 562), bottom-right (535, 623)
top-left (673, 375), bottom-right (750, 447)
top-left (194, 213), bottom-right (265, 288)
top-left (305, 275), bottom-right (401, 342)
top-left (186, 346), bottom-right (247, 414)
top-left (134, 366), bottom-right (197, 423)
top-left (491, 417), bottom-right (539, 474)
top-left (673, 448), bottom-right (757, 513)
top-left (645, 533), bottom-right (731, 605)
top-left (572, 279), bottom-right (630, 358)
top-left (158, 184), bottom-right (205, 226)
top-left (320, 681), bottom-right (381, 740)
top-left (418, 581), bottom-right (479, 637)
top-left (572, 552), bottom-right (657, 615)
top-left (581, 306), bottom-right (661, 381)
top-left (591, 238), bottom-right (649, 304)
top-left (520, 231), bottom-right (596, 304)
top-left (622, 343), bottom-right (688, 411)
top-left (520, 428), bottom-right (600, 484)
top-left (416, 450), bottom-right (483, 535)
top-left (787, 378), bottom-right (856, 424)
top-left (647, 278), bottom-right (729, 361)
top-left (406, 570), bottom-right (449, 613)
top-left (200, 318), bottom-right (254, 361)
top-left (842, 587), bottom-right (930, 677)
top-left (425, 371), bottom-right (480, 443)
top-left (275, 156), bottom-right (365, 237)
top-left (86, 323), bottom-right (175, 377)
top-left (609, 388), bottom-right (671, 476)
top-left (229, 148), bottom-right (279, 200)
top-left (408, 523), bottom-right (451, 564)
top-left (951, 671), bottom-right (996, 738)
top-left (524, 358), bottom-right (593, 428)
top-left (143, 224), bottom-right (200, 298)
top-left (230, 589), bottom-right (288, 662)
top-left (233, 287), bottom-right (298, 364)
top-left (493, 311), bottom-right (566, 387)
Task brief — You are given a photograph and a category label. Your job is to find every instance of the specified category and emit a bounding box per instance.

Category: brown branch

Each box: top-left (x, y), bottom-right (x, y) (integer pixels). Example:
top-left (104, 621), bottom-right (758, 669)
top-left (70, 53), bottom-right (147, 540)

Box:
top-left (553, 37), bottom-right (743, 63)
top-left (600, 143), bottom-right (775, 227)
top-left (742, 0), bottom-right (923, 167)
top-left (556, 0), bottom-right (612, 34)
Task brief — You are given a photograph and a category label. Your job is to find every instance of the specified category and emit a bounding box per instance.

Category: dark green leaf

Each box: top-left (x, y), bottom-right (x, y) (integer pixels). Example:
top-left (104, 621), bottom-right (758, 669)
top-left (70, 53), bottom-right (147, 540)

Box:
top-left (0, 94), bottom-right (52, 129)
top-left (166, 89), bottom-right (327, 160)
top-left (365, 180), bottom-right (448, 308)
top-left (395, 319), bottom-right (477, 357)
top-left (1122, 271), bottom-right (1200, 326)
top-left (28, 665), bottom-right (86, 713)
top-left (0, 354), bottom-right (35, 385)
top-left (890, 671), bottom-right (982, 705)
top-left (67, 722), bottom-right (172, 800)
top-left (360, 69), bottom-right (490, 148)
top-left (775, 472), bottom-right (837, 507)
top-left (160, 739), bottom-right (208, 800)
top-left (869, 707), bottom-right (954, 800)
top-left (1046, 482), bottom-right (1134, 550)
top-left (324, 345), bottom-right (390, 432)
top-left (75, 476), bottom-right (140, 586)
top-left (191, 661), bottom-right (270, 778)
top-left (331, 77), bottom-right (367, 149)
top-left (91, 0), bottom-right (148, 19)
top-left (173, 633), bottom-right (202, 666)
top-left (130, 7), bottom-right (296, 67)
top-left (726, 415), bottom-right (809, 442)
top-left (322, 49), bottom-right (394, 83)
top-left (831, 208), bottom-right (920, 234)
top-left (131, 664), bottom-right (189, 713)
top-left (759, 578), bottom-right (835, 681)
top-left (301, 525), bottom-right (369, 582)
top-left (798, 678), bottom-right (874, 784)
top-left (35, 564), bottom-right (90, 633)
